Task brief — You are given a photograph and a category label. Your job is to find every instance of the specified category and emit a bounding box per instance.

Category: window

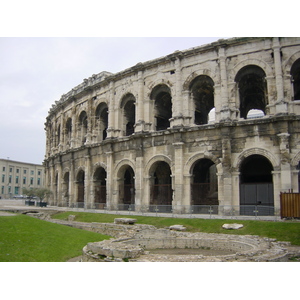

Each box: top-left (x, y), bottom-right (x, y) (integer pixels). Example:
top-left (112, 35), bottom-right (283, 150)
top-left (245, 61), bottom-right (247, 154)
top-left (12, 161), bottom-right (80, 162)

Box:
top-left (9, 175), bottom-right (12, 184)
top-left (1, 186), bottom-right (4, 194)
top-left (14, 187), bottom-right (19, 195)
top-left (16, 176), bottom-right (19, 184)
top-left (37, 178), bottom-right (41, 185)
top-left (16, 169), bottom-right (19, 173)
top-left (31, 170), bottom-right (34, 175)
top-left (9, 167), bottom-right (12, 173)
top-left (24, 170), bottom-right (27, 174)
top-left (30, 177), bottom-right (34, 185)
top-left (2, 175), bottom-right (5, 183)
top-left (38, 171), bottom-right (41, 176)
top-left (23, 177), bottom-right (26, 184)
top-left (2, 167), bottom-right (5, 172)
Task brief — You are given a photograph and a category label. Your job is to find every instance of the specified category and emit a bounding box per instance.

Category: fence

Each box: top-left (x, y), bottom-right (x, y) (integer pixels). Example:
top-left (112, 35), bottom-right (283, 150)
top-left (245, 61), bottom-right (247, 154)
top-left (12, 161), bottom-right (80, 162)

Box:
top-left (280, 192), bottom-right (300, 218)
top-left (52, 202), bottom-right (278, 218)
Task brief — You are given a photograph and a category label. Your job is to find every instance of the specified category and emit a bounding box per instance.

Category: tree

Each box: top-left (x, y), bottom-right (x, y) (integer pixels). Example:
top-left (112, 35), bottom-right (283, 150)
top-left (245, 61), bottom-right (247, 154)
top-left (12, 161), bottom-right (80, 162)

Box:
top-left (23, 187), bottom-right (52, 202)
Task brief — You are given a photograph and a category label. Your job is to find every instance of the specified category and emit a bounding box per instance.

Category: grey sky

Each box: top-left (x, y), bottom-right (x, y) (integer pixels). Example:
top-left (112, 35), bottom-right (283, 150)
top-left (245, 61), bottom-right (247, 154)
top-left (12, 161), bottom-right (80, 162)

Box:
top-left (0, 37), bottom-right (224, 164)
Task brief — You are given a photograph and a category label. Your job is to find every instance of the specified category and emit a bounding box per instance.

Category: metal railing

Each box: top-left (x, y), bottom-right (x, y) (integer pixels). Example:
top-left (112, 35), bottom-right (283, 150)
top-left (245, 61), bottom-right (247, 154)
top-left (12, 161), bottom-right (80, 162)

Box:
top-left (51, 202), bottom-right (279, 218)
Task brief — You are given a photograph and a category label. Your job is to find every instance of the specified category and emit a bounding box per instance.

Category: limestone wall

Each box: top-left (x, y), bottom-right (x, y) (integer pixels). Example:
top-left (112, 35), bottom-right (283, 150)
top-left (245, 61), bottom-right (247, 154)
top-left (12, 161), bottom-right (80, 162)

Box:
top-left (44, 37), bottom-right (300, 215)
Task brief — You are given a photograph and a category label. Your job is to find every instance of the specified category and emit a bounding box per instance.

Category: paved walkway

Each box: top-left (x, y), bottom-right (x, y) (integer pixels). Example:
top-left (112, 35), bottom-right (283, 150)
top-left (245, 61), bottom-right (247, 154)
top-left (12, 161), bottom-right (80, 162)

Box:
top-left (0, 198), bottom-right (285, 221)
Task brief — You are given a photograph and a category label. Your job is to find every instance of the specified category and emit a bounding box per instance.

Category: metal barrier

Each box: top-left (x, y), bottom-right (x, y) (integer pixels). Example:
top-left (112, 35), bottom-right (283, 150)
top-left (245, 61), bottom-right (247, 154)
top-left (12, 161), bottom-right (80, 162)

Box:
top-left (53, 203), bottom-right (278, 218)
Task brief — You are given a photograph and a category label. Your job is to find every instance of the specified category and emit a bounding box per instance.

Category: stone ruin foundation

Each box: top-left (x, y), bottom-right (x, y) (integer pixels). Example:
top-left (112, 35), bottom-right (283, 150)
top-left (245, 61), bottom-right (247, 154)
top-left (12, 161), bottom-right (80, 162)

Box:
top-left (82, 227), bottom-right (300, 262)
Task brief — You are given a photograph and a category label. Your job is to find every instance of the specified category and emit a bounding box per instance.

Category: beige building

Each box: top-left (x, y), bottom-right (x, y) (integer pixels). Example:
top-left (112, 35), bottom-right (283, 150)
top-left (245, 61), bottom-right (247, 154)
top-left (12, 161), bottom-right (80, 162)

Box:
top-left (0, 159), bottom-right (45, 199)
top-left (44, 37), bottom-right (300, 216)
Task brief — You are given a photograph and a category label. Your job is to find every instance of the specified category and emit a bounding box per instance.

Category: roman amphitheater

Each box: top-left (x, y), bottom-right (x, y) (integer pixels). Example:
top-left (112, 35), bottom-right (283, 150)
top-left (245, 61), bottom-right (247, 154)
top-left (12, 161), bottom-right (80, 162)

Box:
top-left (44, 37), bottom-right (300, 217)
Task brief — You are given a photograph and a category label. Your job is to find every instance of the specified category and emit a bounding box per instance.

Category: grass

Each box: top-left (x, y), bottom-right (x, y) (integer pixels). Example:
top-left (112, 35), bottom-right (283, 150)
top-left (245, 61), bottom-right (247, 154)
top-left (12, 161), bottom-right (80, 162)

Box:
top-left (0, 214), bottom-right (111, 262)
top-left (52, 211), bottom-right (300, 246)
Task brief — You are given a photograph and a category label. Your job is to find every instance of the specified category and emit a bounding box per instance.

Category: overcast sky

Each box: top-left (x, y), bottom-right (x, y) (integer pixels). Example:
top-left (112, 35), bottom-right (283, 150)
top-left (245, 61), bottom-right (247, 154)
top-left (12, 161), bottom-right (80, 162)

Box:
top-left (0, 37), bottom-right (226, 164)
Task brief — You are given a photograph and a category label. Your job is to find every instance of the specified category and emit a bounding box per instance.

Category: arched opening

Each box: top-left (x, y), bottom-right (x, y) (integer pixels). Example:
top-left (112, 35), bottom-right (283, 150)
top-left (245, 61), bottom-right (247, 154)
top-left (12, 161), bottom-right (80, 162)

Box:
top-left (235, 65), bottom-right (267, 119)
top-left (93, 167), bottom-right (107, 209)
top-left (62, 172), bottom-right (69, 206)
top-left (121, 94), bottom-right (136, 136)
top-left (57, 124), bottom-right (61, 146)
top-left (79, 111), bottom-right (88, 145)
top-left (240, 154), bottom-right (274, 215)
top-left (65, 118), bottom-right (72, 145)
top-left (191, 159), bottom-right (218, 213)
top-left (96, 103), bottom-right (108, 142)
top-left (291, 58), bottom-right (300, 100)
top-left (76, 170), bottom-right (85, 207)
top-left (190, 75), bottom-right (215, 125)
top-left (95, 103), bottom-right (108, 141)
top-left (150, 161), bottom-right (172, 212)
top-left (118, 166), bottom-right (135, 210)
top-left (150, 85), bottom-right (172, 131)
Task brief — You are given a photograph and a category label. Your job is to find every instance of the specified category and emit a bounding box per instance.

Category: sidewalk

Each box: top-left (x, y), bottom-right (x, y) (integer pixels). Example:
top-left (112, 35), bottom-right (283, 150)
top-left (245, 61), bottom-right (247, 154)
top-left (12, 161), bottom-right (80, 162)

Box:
top-left (0, 198), bottom-right (283, 221)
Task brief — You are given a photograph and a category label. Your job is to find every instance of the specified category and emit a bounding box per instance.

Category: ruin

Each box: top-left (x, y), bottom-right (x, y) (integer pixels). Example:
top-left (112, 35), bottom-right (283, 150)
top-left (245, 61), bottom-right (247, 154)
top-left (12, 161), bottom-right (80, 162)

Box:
top-left (44, 37), bottom-right (300, 217)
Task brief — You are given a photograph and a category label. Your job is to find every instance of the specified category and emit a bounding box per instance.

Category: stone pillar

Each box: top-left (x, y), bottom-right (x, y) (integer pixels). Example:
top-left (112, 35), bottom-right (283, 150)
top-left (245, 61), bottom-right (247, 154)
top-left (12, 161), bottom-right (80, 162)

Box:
top-left (107, 81), bottom-right (115, 138)
top-left (218, 47), bottom-right (231, 121)
top-left (172, 141), bottom-right (185, 213)
top-left (170, 56), bottom-right (184, 128)
top-left (273, 37), bottom-right (287, 114)
top-left (105, 148), bottom-right (115, 210)
top-left (181, 90), bottom-right (192, 126)
top-left (69, 157), bottom-right (75, 206)
top-left (134, 139), bottom-right (143, 211)
top-left (278, 133), bottom-right (292, 192)
top-left (220, 128), bottom-right (233, 214)
top-left (84, 152), bottom-right (93, 209)
top-left (135, 70), bottom-right (145, 132)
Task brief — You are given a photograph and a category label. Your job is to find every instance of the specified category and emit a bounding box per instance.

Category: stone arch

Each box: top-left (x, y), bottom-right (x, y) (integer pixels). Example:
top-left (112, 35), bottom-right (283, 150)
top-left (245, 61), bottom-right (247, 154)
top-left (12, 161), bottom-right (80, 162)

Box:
top-left (235, 65), bottom-right (268, 119)
top-left (283, 50), bottom-right (300, 75)
top-left (190, 158), bottom-right (219, 207)
top-left (147, 159), bottom-right (173, 208)
top-left (184, 152), bottom-right (221, 176)
top-left (93, 162), bottom-right (107, 173)
top-left (114, 159), bottom-right (136, 177)
top-left (233, 148), bottom-right (279, 171)
top-left (115, 162), bottom-right (135, 208)
top-left (78, 110), bottom-right (88, 145)
top-left (120, 93), bottom-right (136, 136)
top-left (232, 58), bottom-right (273, 79)
top-left (189, 75), bottom-right (215, 125)
top-left (183, 69), bottom-right (217, 92)
top-left (75, 168), bottom-right (85, 205)
top-left (150, 84), bottom-right (172, 131)
top-left (93, 165), bottom-right (107, 208)
top-left (95, 102), bottom-right (108, 140)
top-left (145, 155), bottom-right (173, 177)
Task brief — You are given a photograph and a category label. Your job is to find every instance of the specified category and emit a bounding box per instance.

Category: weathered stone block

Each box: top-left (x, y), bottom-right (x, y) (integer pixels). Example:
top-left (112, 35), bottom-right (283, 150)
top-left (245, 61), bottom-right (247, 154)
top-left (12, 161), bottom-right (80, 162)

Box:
top-left (114, 218), bottom-right (137, 225)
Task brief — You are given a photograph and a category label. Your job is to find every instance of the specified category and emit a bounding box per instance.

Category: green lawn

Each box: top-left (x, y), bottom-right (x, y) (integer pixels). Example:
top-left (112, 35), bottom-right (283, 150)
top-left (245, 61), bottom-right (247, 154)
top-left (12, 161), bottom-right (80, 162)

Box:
top-left (52, 211), bottom-right (300, 246)
top-left (0, 214), bottom-right (111, 262)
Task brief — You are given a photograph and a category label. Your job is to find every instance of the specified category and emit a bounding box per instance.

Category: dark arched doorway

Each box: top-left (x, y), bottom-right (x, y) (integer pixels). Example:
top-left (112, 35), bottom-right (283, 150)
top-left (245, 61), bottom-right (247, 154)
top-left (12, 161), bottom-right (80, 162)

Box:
top-left (76, 170), bottom-right (85, 208)
top-left (150, 85), bottom-right (172, 131)
top-left (150, 161), bottom-right (172, 212)
top-left (119, 166), bottom-right (135, 210)
top-left (190, 75), bottom-right (215, 125)
top-left (240, 155), bottom-right (274, 215)
top-left (235, 65), bottom-right (268, 119)
top-left (93, 167), bottom-right (107, 209)
top-left (291, 58), bottom-right (300, 100)
top-left (191, 159), bottom-right (218, 214)
top-left (62, 172), bottom-right (69, 206)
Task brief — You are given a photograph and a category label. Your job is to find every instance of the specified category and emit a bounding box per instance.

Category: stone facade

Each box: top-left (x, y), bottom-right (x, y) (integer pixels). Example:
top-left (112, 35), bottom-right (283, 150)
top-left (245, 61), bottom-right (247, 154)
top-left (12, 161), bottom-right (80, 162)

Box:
top-left (44, 37), bottom-right (300, 216)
